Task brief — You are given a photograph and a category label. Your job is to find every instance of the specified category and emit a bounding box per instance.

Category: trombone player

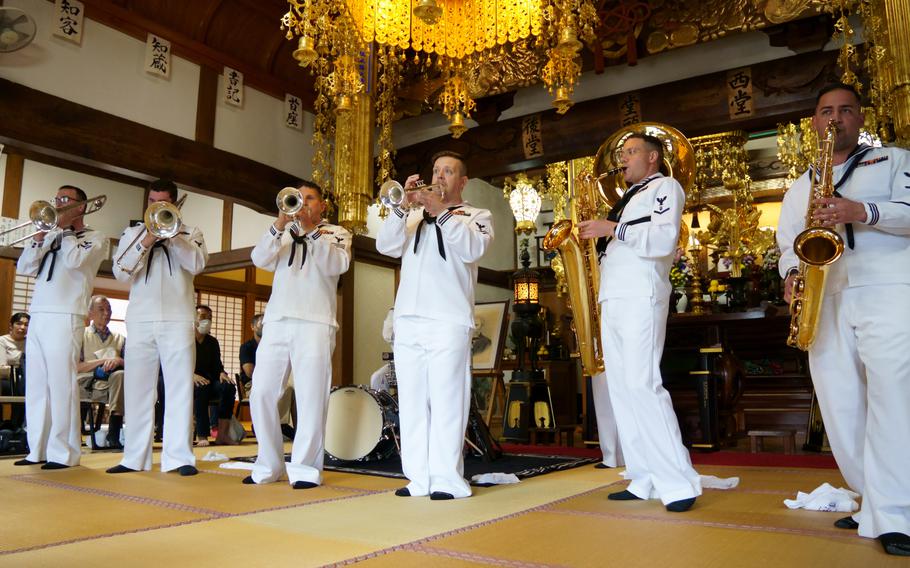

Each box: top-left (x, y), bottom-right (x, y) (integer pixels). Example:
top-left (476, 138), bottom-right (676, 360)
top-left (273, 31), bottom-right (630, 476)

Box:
top-left (245, 181), bottom-right (351, 488)
top-left (578, 133), bottom-right (701, 512)
top-left (15, 185), bottom-right (106, 469)
top-left (108, 179), bottom-right (208, 477)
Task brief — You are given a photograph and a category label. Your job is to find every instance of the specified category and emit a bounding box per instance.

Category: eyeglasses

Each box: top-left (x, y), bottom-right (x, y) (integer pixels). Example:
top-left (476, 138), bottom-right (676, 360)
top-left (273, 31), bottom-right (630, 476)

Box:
top-left (54, 196), bottom-right (84, 206)
top-left (620, 147), bottom-right (643, 158)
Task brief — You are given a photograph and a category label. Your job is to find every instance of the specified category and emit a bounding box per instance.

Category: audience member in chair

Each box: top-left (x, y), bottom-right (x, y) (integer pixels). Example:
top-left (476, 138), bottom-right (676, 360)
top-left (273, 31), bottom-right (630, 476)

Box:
top-left (1, 312), bottom-right (29, 395)
top-left (192, 305), bottom-right (237, 446)
top-left (239, 314), bottom-right (295, 440)
top-left (76, 295), bottom-right (125, 449)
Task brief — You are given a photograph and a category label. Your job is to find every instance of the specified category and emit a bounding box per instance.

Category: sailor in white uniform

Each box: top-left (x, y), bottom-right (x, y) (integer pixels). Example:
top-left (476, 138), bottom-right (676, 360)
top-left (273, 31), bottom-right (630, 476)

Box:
top-left (245, 181), bottom-right (351, 488)
top-left (579, 133), bottom-right (701, 512)
top-left (108, 179), bottom-right (208, 476)
top-left (591, 370), bottom-right (623, 469)
top-left (376, 151), bottom-right (493, 500)
top-left (15, 185), bottom-right (105, 469)
top-left (777, 83), bottom-right (910, 556)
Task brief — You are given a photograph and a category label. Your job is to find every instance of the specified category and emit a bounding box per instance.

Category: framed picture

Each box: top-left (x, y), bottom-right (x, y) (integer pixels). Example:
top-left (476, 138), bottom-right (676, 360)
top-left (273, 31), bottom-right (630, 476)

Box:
top-left (472, 300), bottom-right (509, 371)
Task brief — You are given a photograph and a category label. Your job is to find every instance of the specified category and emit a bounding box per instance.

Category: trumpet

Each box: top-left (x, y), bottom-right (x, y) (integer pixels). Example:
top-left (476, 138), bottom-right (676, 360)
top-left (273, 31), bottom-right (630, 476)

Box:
top-left (378, 179), bottom-right (446, 209)
top-left (0, 195), bottom-right (107, 246)
top-left (276, 187), bottom-right (303, 215)
top-left (115, 194), bottom-right (187, 275)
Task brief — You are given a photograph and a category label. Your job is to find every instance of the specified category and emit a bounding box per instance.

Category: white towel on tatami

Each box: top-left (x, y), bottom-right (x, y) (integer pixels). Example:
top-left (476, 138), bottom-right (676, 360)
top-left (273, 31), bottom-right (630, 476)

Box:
top-left (784, 483), bottom-right (859, 512)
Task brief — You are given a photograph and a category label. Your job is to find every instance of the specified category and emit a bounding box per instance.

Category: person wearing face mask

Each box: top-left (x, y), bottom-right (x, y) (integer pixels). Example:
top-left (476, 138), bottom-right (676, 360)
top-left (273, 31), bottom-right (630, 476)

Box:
top-left (191, 305), bottom-right (236, 447)
top-left (108, 179), bottom-right (208, 477)
top-left (578, 133), bottom-right (701, 513)
top-left (376, 151), bottom-right (494, 500)
top-left (245, 180), bottom-right (351, 489)
top-left (15, 185), bottom-right (106, 469)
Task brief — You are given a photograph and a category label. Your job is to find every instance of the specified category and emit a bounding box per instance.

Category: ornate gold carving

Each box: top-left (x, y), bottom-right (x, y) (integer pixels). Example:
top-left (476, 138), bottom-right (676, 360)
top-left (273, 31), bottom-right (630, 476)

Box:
top-left (463, 43), bottom-right (543, 98)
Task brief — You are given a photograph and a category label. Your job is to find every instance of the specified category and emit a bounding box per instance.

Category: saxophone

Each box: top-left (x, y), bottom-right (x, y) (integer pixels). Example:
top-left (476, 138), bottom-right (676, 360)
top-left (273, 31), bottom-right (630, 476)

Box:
top-left (787, 119), bottom-right (845, 350)
top-left (542, 170), bottom-right (606, 376)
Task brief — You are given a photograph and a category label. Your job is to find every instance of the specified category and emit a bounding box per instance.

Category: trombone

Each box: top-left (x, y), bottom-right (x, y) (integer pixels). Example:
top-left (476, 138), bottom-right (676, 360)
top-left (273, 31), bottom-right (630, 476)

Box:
top-left (378, 179), bottom-right (446, 210)
top-left (115, 194), bottom-right (187, 274)
top-left (0, 195), bottom-right (107, 246)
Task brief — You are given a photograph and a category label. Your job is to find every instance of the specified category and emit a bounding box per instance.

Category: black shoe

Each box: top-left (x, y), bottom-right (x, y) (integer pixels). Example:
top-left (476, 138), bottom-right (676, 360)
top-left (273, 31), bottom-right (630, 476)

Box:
top-left (177, 465), bottom-right (198, 476)
top-left (106, 464), bottom-right (138, 474)
top-left (13, 459), bottom-right (44, 466)
top-left (242, 475), bottom-right (256, 485)
top-left (292, 481), bottom-right (318, 490)
top-left (430, 492), bottom-right (454, 501)
top-left (608, 490), bottom-right (643, 501)
top-left (834, 516), bottom-right (859, 530)
top-left (394, 487), bottom-right (411, 497)
top-left (594, 463), bottom-right (612, 469)
top-left (879, 533), bottom-right (910, 556)
top-left (41, 462), bottom-right (70, 470)
top-left (666, 497), bottom-right (696, 513)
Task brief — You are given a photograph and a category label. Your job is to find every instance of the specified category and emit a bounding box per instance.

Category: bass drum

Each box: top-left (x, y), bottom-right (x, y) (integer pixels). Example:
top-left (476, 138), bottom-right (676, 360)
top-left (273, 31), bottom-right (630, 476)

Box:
top-left (324, 385), bottom-right (398, 462)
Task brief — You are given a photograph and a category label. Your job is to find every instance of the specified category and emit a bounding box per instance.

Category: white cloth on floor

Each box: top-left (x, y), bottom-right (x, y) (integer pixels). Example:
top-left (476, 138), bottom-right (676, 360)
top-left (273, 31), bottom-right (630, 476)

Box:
top-left (471, 473), bottom-right (520, 485)
top-left (700, 475), bottom-right (740, 490)
top-left (201, 451), bottom-right (229, 461)
top-left (783, 482), bottom-right (860, 512)
top-left (219, 461), bottom-right (256, 470)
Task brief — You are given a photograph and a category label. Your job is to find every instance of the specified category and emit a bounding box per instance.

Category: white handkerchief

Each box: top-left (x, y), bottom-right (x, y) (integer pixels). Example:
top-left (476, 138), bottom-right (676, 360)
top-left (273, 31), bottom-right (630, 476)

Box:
top-left (201, 451), bottom-right (229, 462)
top-left (471, 472), bottom-right (520, 485)
top-left (700, 475), bottom-right (740, 489)
top-left (783, 482), bottom-right (860, 512)
top-left (218, 461), bottom-right (256, 470)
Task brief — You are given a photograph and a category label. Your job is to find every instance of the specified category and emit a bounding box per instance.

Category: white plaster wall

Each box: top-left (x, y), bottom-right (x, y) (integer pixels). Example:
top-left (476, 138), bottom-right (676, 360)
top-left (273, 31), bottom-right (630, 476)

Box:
top-left (179, 191), bottom-right (223, 253)
top-left (19, 160), bottom-right (144, 240)
top-left (231, 203), bottom-right (276, 249)
top-left (214, 76), bottom-right (315, 180)
top-left (353, 261), bottom-right (396, 386)
top-left (1, 0), bottom-right (199, 140)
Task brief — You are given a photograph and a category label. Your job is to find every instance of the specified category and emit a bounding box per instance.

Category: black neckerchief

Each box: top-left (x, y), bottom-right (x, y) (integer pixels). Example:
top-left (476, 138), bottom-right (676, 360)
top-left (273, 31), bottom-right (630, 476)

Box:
top-left (596, 174), bottom-right (661, 256)
top-left (37, 234), bottom-right (63, 282)
top-left (145, 240), bottom-right (173, 282)
top-left (287, 226), bottom-right (310, 269)
top-left (414, 206), bottom-right (460, 260)
top-left (815, 144), bottom-right (873, 249)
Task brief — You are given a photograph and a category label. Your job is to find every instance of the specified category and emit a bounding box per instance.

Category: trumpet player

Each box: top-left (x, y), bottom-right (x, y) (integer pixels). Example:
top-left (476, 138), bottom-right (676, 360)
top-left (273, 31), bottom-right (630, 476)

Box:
top-left (578, 134), bottom-right (701, 512)
top-left (245, 181), bottom-right (351, 488)
top-left (108, 179), bottom-right (208, 477)
top-left (776, 83), bottom-right (910, 556)
top-left (15, 185), bottom-right (105, 469)
top-left (376, 151), bottom-right (493, 500)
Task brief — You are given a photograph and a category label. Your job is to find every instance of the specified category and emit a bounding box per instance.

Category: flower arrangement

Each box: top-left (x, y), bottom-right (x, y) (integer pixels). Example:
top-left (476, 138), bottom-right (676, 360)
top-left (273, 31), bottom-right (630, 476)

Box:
top-left (669, 249), bottom-right (693, 289)
top-left (707, 279), bottom-right (726, 295)
top-left (719, 253), bottom-right (756, 277)
top-left (761, 243), bottom-right (781, 273)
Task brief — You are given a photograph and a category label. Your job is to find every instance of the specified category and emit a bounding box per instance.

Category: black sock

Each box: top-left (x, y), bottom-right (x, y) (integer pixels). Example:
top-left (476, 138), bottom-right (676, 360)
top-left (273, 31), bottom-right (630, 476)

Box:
top-left (394, 487), bottom-right (411, 497)
top-left (608, 490), bottom-right (643, 501)
top-left (177, 465), bottom-right (198, 476)
top-left (292, 481), bottom-right (318, 490)
top-left (430, 491), bottom-right (454, 500)
top-left (665, 497), bottom-right (696, 512)
top-left (41, 462), bottom-right (70, 470)
top-left (106, 464), bottom-right (138, 474)
top-left (242, 475), bottom-right (256, 485)
top-left (880, 533), bottom-right (910, 556)
top-left (14, 459), bottom-right (43, 466)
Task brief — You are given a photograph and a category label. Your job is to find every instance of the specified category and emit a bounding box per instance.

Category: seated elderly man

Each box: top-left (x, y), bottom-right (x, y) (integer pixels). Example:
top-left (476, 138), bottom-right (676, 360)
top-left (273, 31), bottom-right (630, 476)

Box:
top-left (77, 296), bottom-right (125, 449)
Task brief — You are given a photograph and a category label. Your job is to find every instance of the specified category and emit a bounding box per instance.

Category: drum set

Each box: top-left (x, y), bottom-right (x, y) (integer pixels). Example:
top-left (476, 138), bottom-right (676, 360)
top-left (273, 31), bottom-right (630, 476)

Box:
top-left (324, 353), bottom-right (400, 463)
top-left (323, 352), bottom-right (501, 463)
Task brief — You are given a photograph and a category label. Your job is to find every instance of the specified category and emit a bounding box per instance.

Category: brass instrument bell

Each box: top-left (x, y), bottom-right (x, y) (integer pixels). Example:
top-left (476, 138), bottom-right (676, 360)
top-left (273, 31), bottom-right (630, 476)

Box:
top-left (276, 187), bottom-right (303, 215)
top-left (1, 195), bottom-right (107, 246)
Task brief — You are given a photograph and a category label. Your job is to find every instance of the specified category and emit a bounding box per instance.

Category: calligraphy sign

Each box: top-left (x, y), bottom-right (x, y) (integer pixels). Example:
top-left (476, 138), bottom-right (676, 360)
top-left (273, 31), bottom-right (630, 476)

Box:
top-left (53, 0), bottom-right (84, 45)
top-left (145, 34), bottom-right (171, 78)
top-left (619, 92), bottom-right (641, 127)
top-left (285, 94), bottom-right (303, 130)
top-left (726, 67), bottom-right (754, 119)
top-left (522, 115), bottom-right (544, 160)
top-left (224, 67), bottom-right (244, 107)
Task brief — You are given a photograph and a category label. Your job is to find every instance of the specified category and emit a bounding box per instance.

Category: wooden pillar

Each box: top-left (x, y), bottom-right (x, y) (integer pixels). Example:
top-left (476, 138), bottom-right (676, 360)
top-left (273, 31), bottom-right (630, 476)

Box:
top-left (196, 65), bottom-right (218, 146)
top-left (1, 152), bottom-right (24, 327)
top-left (221, 200), bottom-right (233, 252)
top-left (340, 267), bottom-right (355, 387)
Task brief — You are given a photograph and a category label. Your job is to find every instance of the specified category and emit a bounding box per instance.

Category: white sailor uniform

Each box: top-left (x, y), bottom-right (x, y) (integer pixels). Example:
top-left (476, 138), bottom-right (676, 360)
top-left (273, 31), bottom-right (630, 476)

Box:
top-left (112, 223), bottom-right (208, 472)
top-left (598, 173), bottom-right (701, 504)
top-left (777, 145), bottom-right (910, 539)
top-left (376, 203), bottom-right (493, 498)
top-left (17, 227), bottom-right (105, 465)
top-left (249, 221), bottom-right (351, 485)
top-left (591, 370), bottom-right (623, 467)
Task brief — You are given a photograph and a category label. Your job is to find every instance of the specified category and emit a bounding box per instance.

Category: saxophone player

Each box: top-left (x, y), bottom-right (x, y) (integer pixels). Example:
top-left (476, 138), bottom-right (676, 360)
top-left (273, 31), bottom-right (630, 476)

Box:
top-left (776, 83), bottom-right (910, 556)
top-left (578, 133), bottom-right (701, 512)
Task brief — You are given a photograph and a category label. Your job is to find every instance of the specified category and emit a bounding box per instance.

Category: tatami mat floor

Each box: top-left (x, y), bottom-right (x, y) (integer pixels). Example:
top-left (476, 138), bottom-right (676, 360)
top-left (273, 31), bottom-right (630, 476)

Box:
top-left (0, 442), bottom-right (899, 567)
